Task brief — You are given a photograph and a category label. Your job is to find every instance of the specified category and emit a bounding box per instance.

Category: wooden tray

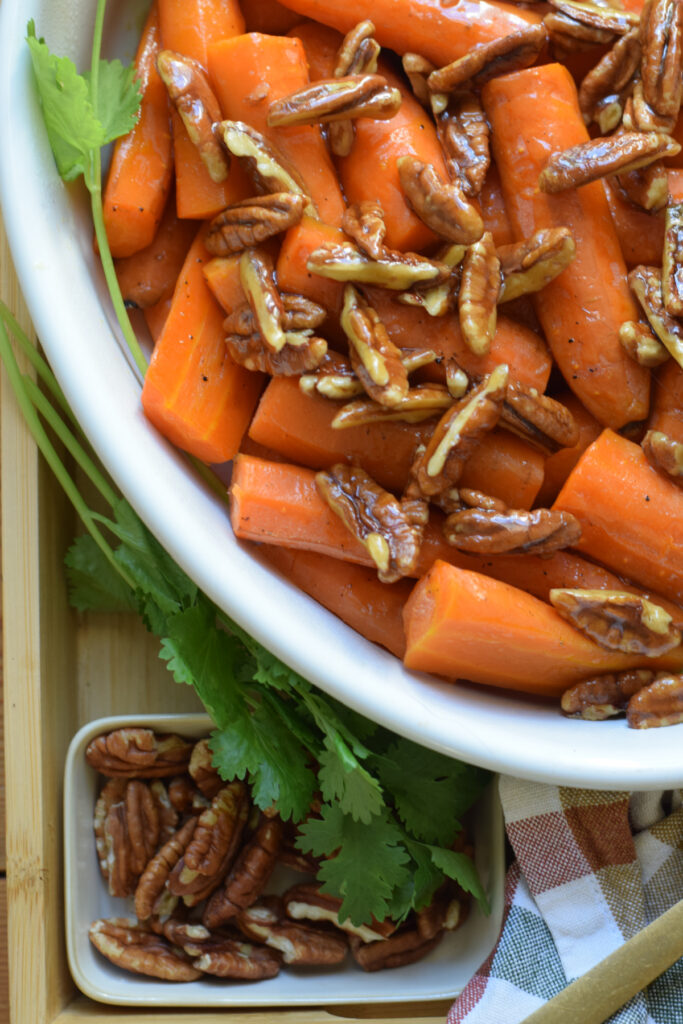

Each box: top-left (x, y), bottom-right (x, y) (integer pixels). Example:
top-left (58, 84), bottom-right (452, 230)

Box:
top-left (0, 234), bottom-right (451, 1023)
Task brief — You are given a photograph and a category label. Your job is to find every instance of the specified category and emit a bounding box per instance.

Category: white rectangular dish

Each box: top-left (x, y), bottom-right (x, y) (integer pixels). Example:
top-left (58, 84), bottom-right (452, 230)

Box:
top-left (64, 712), bottom-right (505, 1008)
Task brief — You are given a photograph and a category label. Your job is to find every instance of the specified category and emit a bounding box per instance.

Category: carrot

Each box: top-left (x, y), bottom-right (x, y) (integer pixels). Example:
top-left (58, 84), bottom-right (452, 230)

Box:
top-left (243, 0), bottom-right (304, 34)
top-left (141, 225), bottom-right (264, 463)
top-left (207, 33), bottom-right (346, 227)
top-left (603, 179), bottom-right (665, 269)
top-left (288, 19), bottom-right (340, 83)
top-left (202, 255), bottom-right (246, 315)
top-left (648, 360), bottom-right (683, 443)
top-left (114, 190), bottom-right (197, 309)
top-left (483, 64), bottom-right (650, 429)
top-left (171, 109), bottom-right (253, 220)
top-left (479, 165), bottom-right (515, 248)
top-left (157, 0), bottom-right (245, 66)
top-left (143, 295), bottom-right (173, 342)
top-left (102, 3), bottom-right (173, 258)
top-left (666, 114), bottom-right (683, 169)
top-left (553, 429), bottom-right (683, 604)
top-left (534, 391), bottom-right (602, 507)
top-left (668, 169), bottom-right (683, 203)
top-left (402, 560), bottom-right (683, 696)
top-left (459, 431), bottom-right (544, 509)
top-left (260, 545), bottom-right (411, 657)
top-left (276, 217), bottom-right (350, 317)
top-left (275, 0), bottom-right (541, 68)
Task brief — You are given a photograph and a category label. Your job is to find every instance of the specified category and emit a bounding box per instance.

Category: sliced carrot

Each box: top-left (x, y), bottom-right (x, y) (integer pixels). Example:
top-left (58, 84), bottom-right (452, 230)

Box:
top-left (483, 64), bottom-right (650, 429)
top-left (171, 109), bottom-right (253, 220)
top-left (157, 0), bottom-right (245, 65)
top-left (603, 179), bottom-right (665, 269)
top-left (103, 3), bottom-right (173, 258)
top-left (648, 360), bottom-right (683, 443)
top-left (534, 391), bottom-right (602, 507)
top-left (244, 0), bottom-right (304, 34)
top-left (459, 431), bottom-right (544, 509)
top-left (142, 225), bottom-right (264, 463)
top-left (402, 560), bottom-right (683, 696)
top-left (114, 189), bottom-right (197, 309)
top-left (143, 294), bottom-right (173, 342)
top-left (261, 545), bottom-right (411, 657)
top-left (668, 169), bottom-right (683, 203)
top-left (479, 164), bottom-right (515, 248)
top-left (554, 429), bottom-right (683, 604)
top-left (203, 255), bottom-right (246, 315)
top-left (207, 33), bottom-right (346, 227)
top-left (276, 217), bottom-right (350, 317)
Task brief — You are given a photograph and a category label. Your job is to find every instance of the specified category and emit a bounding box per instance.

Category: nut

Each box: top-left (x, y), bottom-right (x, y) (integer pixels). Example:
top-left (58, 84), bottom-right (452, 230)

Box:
top-left (193, 936), bottom-right (283, 979)
top-left (331, 384), bottom-right (453, 429)
top-left (85, 728), bottom-right (193, 778)
top-left (640, 0), bottom-right (683, 119)
top-left (443, 507), bottom-right (582, 555)
top-left (342, 200), bottom-right (389, 260)
top-left (157, 50), bottom-right (229, 183)
top-left (619, 319), bottom-right (669, 366)
top-left (497, 228), bottom-right (576, 304)
top-left (459, 488), bottom-right (508, 512)
top-left (538, 132), bottom-right (680, 193)
top-left (134, 816), bottom-right (198, 921)
top-left (225, 309), bottom-right (328, 376)
top-left (547, 0), bottom-right (640, 36)
top-left (627, 674), bottom-right (683, 727)
top-left (329, 21), bottom-right (381, 156)
top-left (203, 816), bottom-right (285, 928)
top-left (436, 95), bottom-right (490, 198)
top-left (624, 80), bottom-right (677, 134)
top-left (307, 240), bottom-right (447, 290)
top-left (501, 382), bottom-right (579, 454)
top-left (545, 11), bottom-right (616, 55)
top-left (561, 669), bottom-right (654, 719)
top-left (237, 896), bottom-right (349, 966)
top-left (340, 285), bottom-right (408, 406)
top-left (629, 264), bottom-right (683, 368)
top-left (315, 463), bottom-right (424, 582)
top-left (239, 247), bottom-right (294, 354)
top-left (427, 24), bottom-right (547, 93)
top-left (299, 351), bottom-right (364, 401)
top-left (399, 243), bottom-right (465, 317)
top-left (578, 30), bottom-right (640, 131)
top-left (267, 74), bottom-right (401, 128)
top-left (188, 738), bottom-right (223, 799)
top-left (402, 52), bottom-right (436, 107)
top-left (397, 156), bottom-right (484, 245)
top-left (205, 193), bottom-right (305, 256)
top-left (549, 588), bottom-right (682, 655)
top-left (458, 231), bottom-right (500, 356)
top-left (283, 883), bottom-right (396, 942)
top-left (89, 918), bottom-right (202, 981)
top-left (614, 161), bottom-right (669, 212)
top-left (350, 928), bottom-right (443, 971)
top-left (662, 202), bottom-right (683, 316)
top-left (641, 429), bottom-right (683, 481)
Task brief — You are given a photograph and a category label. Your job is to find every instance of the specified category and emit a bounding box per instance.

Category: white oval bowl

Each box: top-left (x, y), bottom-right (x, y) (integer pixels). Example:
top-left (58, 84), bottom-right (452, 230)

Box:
top-left (2, 0), bottom-right (682, 790)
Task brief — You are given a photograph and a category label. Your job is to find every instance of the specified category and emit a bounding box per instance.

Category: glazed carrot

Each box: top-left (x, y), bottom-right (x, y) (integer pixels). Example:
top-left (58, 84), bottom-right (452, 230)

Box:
top-left (479, 165), bottom-right (515, 248)
top-left (668, 169), bottom-right (683, 203)
top-left (114, 190), bottom-right (197, 309)
top-left (202, 255), bottom-right (246, 314)
top-left (275, 0), bottom-right (541, 68)
top-left (158, 0), bottom-right (245, 66)
top-left (666, 115), bottom-right (683, 169)
top-left (483, 64), bottom-right (650, 429)
top-left (603, 179), bottom-right (665, 269)
top-left (261, 545), bottom-right (411, 657)
top-left (402, 561), bottom-right (683, 696)
top-left (142, 225), bottom-right (264, 463)
top-left (534, 391), bottom-right (602, 507)
top-left (276, 217), bottom-right (349, 317)
top-left (554, 429), bottom-right (683, 604)
top-left (207, 33), bottom-right (346, 227)
top-left (459, 431), bottom-right (544, 509)
top-left (103, 3), bottom-right (173, 258)
top-left (648, 360), bottom-right (683, 443)
top-left (171, 109), bottom-right (253, 220)
top-left (143, 295), bottom-right (172, 342)
top-left (244, 0), bottom-right (304, 34)
top-left (288, 19), bottom-right (339, 83)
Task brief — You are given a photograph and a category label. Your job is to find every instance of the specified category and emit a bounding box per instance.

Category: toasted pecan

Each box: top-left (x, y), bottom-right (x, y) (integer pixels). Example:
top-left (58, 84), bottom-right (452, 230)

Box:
top-left (549, 588), bottom-right (682, 656)
top-left (340, 285), bottom-right (408, 407)
top-left (640, 0), bottom-right (683, 120)
top-left (561, 670), bottom-right (654, 719)
top-left (329, 21), bottom-right (381, 155)
top-left (436, 94), bottom-right (490, 197)
top-left (641, 429), bottom-right (683, 481)
top-left (619, 319), bottom-right (669, 366)
top-left (267, 74), bottom-right (401, 128)
top-left (627, 674), bottom-right (683, 727)
top-left (427, 24), bottom-right (547, 94)
top-left (205, 193), bottom-right (305, 256)
top-left (539, 132), bottom-right (680, 193)
top-left (332, 384), bottom-right (453, 428)
top-left (157, 50), bottom-right (228, 183)
top-left (498, 228), bottom-right (576, 303)
top-left (578, 29), bottom-right (640, 131)
top-left (443, 507), bottom-right (582, 555)
top-left (397, 156), bottom-right (484, 245)
top-left (501, 383), bottom-right (579, 454)
top-left (459, 231), bottom-right (500, 356)
top-left (629, 264), bottom-right (683, 367)
top-left (662, 202), bottom-right (683, 315)
top-left (86, 728), bottom-right (193, 778)
top-left (89, 918), bottom-right (202, 981)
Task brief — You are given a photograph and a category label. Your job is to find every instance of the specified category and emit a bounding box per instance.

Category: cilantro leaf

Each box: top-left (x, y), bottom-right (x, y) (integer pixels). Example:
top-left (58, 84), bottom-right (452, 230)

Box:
top-left (317, 736), bottom-right (384, 824)
top-left (428, 846), bottom-right (489, 912)
top-left (84, 59), bottom-right (140, 143)
top-left (401, 840), bottom-right (448, 913)
top-left (296, 805), bottom-right (411, 925)
top-left (64, 533), bottom-right (136, 612)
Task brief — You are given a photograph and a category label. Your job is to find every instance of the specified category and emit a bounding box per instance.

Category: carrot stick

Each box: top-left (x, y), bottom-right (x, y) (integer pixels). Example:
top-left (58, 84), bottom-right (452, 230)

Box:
top-left (276, 217), bottom-right (350, 317)
top-left (143, 295), bottom-right (173, 342)
top-left (402, 560), bottom-right (683, 696)
top-left (202, 255), bottom-right (246, 314)
top-left (534, 391), bottom-right (602, 507)
top-left (114, 189), bottom-right (197, 309)
top-left (603, 180), bottom-right (665, 269)
top-left (260, 544), bottom-right (411, 657)
top-left (244, 0), bottom-right (304, 34)
top-left (648, 359), bottom-right (683, 443)
top-left (459, 431), bottom-right (544, 508)
top-left (275, 0), bottom-right (541, 68)
top-left (668, 169), bottom-right (683, 203)
top-left (171, 109), bottom-right (253, 220)
top-left (207, 33), bottom-right (346, 227)
top-left (479, 165), bottom-right (515, 248)
top-left (141, 225), bottom-right (265, 463)
top-left (553, 429), bottom-right (683, 604)
top-left (102, 3), bottom-right (173, 258)
top-left (483, 64), bottom-right (650, 429)
top-left (158, 0), bottom-right (245, 66)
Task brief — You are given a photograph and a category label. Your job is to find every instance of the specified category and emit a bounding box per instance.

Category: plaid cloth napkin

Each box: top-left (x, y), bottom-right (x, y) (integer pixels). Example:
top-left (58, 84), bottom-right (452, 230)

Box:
top-left (449, 779), bottom-right (683, 1024)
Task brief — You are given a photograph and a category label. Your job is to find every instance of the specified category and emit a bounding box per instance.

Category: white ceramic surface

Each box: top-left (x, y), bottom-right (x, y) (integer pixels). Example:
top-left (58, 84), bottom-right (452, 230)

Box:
top-left (64, 714), bottom-right (505, 1006)
top-left (2, 0), bottom-right (683, 790)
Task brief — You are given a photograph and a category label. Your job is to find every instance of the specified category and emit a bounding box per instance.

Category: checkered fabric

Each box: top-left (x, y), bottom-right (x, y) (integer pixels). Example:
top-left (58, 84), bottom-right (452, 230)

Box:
top-left (448, 780), bottom-right (683, 1024)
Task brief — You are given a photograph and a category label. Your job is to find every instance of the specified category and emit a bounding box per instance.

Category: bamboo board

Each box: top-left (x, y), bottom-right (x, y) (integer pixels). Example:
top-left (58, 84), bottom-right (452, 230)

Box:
top-left (0, 226), bottom-right (451, 1023)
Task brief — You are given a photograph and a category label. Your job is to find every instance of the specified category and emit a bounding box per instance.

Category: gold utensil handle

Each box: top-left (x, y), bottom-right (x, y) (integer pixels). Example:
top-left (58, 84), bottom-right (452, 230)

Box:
top-left (520, 897), bottom-right (683, 1024)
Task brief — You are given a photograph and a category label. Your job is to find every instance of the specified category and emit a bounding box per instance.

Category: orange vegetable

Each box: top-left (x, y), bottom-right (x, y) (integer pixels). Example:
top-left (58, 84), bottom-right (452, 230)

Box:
top-left (207, 33), bottom-right (346, 227)
top-left (142, 225), bottom-right (264, 463)
top-left (534, 391), bottom-right (602, 507)
top-left (275, 0), bottom-right (541, 68)
top-left (603, 180), bottom-right (665, 269)
top-left (668, 169), bottom-right (683, 202)
top-left (648, 360), bottom-right (683, 443)
top-left (243, 0), bottom-right (304, 34)
top-left (114, 190), bottom-right (197, 309)
top-left (554, 429), bottom-right (683, 604)
top-left (458, 431), bottom-right (544, 509)
top-left (143, 295), bottom-right (173, 342)
top-left (276, 217), bottom-right (351, 317)
top-left (261, 545), bottom-right (411, 657)
top-left (202, 255), bottom-right (246, 314)
top-left (483, 64), bottom-right (650, 429)
top-left (479, 164), bottom-right (515, 248)
top-left (158, 0), bottom-right (245, 66)
top-left (171, 109), bottom-right (253, 220)
top-left (103, 3), bottom-right (173, 258)
top-left (402, 560), bottom-right (683, 695)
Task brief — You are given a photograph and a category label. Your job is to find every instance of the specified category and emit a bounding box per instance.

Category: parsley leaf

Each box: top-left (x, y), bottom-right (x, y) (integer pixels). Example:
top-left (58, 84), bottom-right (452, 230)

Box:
top-left (428, 845), bottom-right (489, 912)
top-left (64, 533), bottom-right (137, 612)
top-left (84, 59), bottom-right (140, 143)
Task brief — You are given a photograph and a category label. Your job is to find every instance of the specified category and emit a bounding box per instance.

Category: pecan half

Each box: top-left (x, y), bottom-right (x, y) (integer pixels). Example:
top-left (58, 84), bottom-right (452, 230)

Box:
top-left (615, 162), bottom-right (669, 212)
top-left (203, 817), bottom-right (285, 928)
top-left (662, 202), bottom-right (683, 315)
top-left (216, 120), bottom-right (317, 218)
top-left (547, 0), bottom-right (640, 36)
top-left (225, 304), bottom-right (327, 376)
top-left (89, 918), bottom-right (202, 981)
top-left (299, 351), bottom-right (364, 400)
top-left (427, 24), bottom-right (547, 94)
top-left (157, 50), bottom-right (229, 183)
top-left (342, 200), bottom-right (389, 261)
top-left (237, 896), bottom-right (348, 966)
top-left (459, 488), bottom-right (508, 512)
top-left (501, 383), bottom-right (579, 454)
top-left (578, 29), bottom-right (640, 132)
top-left (398, 156), bottom-right (484, 245)
top-left (205, 193), bottom-right (305, 256)
top-left (436, 94), bottom-right (490, 197)
top-left (629, 264), bottom-right (683, 367)
top-left (498, 228), bottom-right (576, 303)
top-left (627, 674), bottom-right (683, 727)
top-left (331, 384), bottom-right (453, 428)
top-left (316, 463), bottom-right (423, 581)
top-left (549, 588), bottom-right (682, 655)
top-left (402, 52), bottom-right (436, 108)
top-left (640, 0), bottom-right (683, 120)
top-left (94, 778), bottom-right (126, 882)
top-left (443, 507), bottom-right (582, 555)
top-left (539, 132), bottom-right (680, 193)
top-left (329, 21), bottom-right (381, 156)
top-left (193, 936), bottom-right (282, 979)
top-left (239, 247), bottom-right (292, 353)
top-left (416, 895), bottom-right (463, 940)
top-left (545, 11), bottom-right (615, 55)
top-left (459, 232), bottom-right (500, 356)
top-left (624, 80), bottom-right (677, 134)
top-left (307, 240), bottom-right (446, 290)
top-left (642, 429), bottom-right (683, 481)
top-left (340, 285), bottom-right (408, 406)
top-left (561, 669), bottom-right (654, 719)
top-left (619, 319), bottom-right (669, 366)
top-left (350, 928), bottom-right (443, 971)
top-left (268, 74), bottom-right (401, 128)
top-left (412, 366), bottom-right (508, 497)
top-left (134, 816), bottom-right (198, 921)
top-left (284, 883), bottom-right (396, 942)
top-left (399, 243), bottom-right (465, 316)
top-left (86, 728), bottom-right (193, 778)
top-left (188, 738), bottom-right (223, 799)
